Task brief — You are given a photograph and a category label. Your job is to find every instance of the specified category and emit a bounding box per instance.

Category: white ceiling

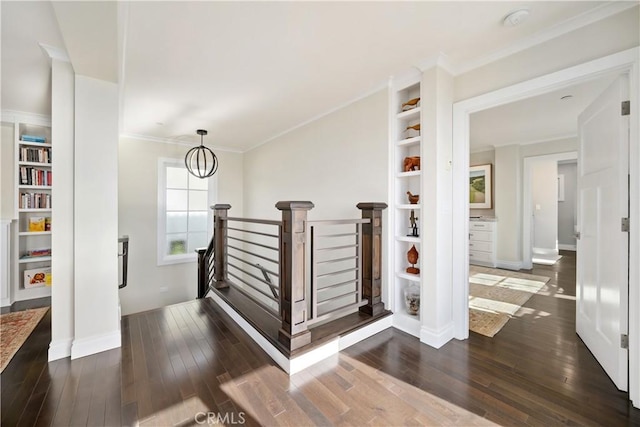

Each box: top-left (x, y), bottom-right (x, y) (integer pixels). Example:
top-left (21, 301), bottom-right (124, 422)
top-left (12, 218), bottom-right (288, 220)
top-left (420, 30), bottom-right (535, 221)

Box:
top-left (470, 73), bottom-right (619, 151)
top-left (0, 1), bottom-right (632, 152)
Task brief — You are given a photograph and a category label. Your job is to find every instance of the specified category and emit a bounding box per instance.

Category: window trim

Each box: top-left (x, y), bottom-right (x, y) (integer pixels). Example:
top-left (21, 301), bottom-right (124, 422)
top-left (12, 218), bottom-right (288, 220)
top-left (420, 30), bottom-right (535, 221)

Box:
top-left (157, 157), bottom-right (217, 266)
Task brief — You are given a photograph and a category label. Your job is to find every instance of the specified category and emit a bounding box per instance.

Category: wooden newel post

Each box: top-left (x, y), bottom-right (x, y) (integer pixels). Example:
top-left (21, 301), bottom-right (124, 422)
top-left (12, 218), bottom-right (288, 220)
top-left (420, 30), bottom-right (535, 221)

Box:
top-left (213, 204), bottom-right (231, 289)
top-left (196, 248), bottom-right (208, 298)
top-left (276, 201), bottom-right (314, 351)
top-left (357, 202), bottom-right (387, 316)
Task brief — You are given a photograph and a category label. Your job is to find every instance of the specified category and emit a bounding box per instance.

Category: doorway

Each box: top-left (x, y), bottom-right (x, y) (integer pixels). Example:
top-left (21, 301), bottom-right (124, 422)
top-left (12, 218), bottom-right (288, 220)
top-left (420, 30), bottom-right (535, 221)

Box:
top-left (451, 48), bottom-right (639, 405)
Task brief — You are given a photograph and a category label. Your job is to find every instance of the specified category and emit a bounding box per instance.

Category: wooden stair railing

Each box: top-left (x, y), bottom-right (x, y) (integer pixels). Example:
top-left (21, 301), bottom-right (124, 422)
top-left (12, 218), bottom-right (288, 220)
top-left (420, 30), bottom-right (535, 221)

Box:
top-left (197, 201), bottom-right (387, 353)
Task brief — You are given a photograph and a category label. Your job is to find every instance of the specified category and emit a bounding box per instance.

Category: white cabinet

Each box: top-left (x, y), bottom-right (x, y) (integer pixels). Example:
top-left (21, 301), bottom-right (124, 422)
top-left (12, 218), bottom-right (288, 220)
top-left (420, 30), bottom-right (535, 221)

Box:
top-left (389, 71), bottom-right (423, 337)
top-left (13, 121), bottom-right (53, 302)
top-left (469, 219), bottom-right (497, 267)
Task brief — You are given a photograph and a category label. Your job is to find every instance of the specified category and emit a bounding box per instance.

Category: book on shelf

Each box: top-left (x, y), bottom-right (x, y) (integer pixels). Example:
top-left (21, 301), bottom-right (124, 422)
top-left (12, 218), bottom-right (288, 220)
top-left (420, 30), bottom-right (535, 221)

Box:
top-left (21, 248), bottom-right (51, 258)
top-left (24, 266), bottom-right (51, 288)
top-left (20, 146), bottom-right (51, 163)
top-left (19, 166), bottom-right (52, 186)
top-left (45, 217), bottom-right (51, 231)
top-left (20, 193), bottom-right (51, 209)
top-left (20, 135), bottom-right (46, 143)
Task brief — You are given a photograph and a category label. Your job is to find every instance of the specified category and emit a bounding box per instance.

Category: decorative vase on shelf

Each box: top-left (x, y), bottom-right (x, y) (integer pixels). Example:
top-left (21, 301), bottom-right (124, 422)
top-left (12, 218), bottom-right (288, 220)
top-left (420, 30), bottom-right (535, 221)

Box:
top-left (404, 283), bottom-right (420, 315)
top-left (406, 244), bottom-right (420, 274)
top-left (406, 191), bottom-right (419, 204)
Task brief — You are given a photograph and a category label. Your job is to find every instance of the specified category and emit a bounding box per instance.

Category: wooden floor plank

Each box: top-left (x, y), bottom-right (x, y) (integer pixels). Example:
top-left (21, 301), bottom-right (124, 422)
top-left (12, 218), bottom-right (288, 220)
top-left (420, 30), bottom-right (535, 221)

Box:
top-left (2, 252), bottom-right (640, 426)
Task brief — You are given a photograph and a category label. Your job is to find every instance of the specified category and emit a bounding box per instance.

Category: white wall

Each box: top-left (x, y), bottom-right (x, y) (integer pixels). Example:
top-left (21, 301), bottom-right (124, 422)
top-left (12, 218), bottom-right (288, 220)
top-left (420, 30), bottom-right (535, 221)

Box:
top-left (118, 136), bottom-right (244, 315)
top-left (480, 138), bottom-right (578, 267)
top-left (243, 90), bottom-right (388, 221)
top-left (0, 123), bottom-right (14, 221)
top-left (531, 159), bottom-right (558, 254)
top-left (454, 7), bottom-right (640, 101)
top-left (558, 162), bottom-right (577, 248)
top-left (72, 75), bottom-right (120, 359)
top-left (494, 145), bottom-right (521, 267)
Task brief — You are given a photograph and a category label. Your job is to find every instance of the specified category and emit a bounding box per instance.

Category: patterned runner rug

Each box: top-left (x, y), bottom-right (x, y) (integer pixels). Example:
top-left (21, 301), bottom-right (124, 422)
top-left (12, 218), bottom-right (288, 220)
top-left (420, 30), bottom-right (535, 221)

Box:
top-left (469, 266), bottom-right (549, 337)
top-left (0, 307), bottom-right (49, 373)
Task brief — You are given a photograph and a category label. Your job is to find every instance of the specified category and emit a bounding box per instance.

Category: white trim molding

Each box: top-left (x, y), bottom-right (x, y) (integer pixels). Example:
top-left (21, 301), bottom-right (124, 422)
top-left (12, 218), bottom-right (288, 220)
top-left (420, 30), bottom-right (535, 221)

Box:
top-left (453, 2), bottom-right (638, 76)
top-left (495, 260), bottom-right (523, 271)
top-left (48, 338), bottom-right (73, 361)
top-left (209, 292), bottom-right (393, 375)
top-left (420, 324), bottom-right (455, 349)
top-left (71, 330), bottom-right (121, 360)
top-left (452, 47), bottom-right (639, 408)
top-left (39, 43), bottom-right (70, 63)
top-left (1, 110), bottom-right (51, 126)
top-left (0, 220), bottom-right (12, 307)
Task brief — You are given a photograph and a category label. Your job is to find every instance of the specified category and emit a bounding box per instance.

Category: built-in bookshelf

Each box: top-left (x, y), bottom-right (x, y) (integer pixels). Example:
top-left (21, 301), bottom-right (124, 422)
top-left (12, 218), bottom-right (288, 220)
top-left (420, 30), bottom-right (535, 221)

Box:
top-left (389, 72), bottom-right (423, 338)
top-left (14, 122), bottom-right (52, 299)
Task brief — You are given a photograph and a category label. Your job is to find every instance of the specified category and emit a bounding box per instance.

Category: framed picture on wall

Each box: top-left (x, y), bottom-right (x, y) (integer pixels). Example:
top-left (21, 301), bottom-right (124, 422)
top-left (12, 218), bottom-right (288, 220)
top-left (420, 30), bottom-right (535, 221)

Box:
top-left (470, 164), bottom-right (492, 209)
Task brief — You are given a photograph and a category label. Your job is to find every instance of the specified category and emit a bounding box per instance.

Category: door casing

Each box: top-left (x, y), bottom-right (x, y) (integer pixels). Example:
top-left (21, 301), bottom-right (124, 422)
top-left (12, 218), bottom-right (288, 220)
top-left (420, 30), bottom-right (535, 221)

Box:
top-left (451, 47), bottom-right (639, 407)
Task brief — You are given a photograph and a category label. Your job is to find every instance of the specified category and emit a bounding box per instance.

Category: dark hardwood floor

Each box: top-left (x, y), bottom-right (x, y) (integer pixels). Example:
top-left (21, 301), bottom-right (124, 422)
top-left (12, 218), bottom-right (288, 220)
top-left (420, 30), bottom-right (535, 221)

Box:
top-left (2, 252), bottom-right (639, 426)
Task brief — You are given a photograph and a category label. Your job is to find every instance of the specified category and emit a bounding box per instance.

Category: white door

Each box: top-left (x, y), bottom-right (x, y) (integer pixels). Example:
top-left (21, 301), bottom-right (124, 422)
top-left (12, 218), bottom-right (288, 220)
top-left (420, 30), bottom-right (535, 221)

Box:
top-left (576, 75), bottom-right (629, 391)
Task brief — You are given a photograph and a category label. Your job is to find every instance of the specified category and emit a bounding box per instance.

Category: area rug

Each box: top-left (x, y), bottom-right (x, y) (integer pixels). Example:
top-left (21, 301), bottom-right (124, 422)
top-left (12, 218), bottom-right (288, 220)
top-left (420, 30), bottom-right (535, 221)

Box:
top-left (469, 266), bottom-right (549, 337)
top-left (0, 307), bottom-right (49, 373)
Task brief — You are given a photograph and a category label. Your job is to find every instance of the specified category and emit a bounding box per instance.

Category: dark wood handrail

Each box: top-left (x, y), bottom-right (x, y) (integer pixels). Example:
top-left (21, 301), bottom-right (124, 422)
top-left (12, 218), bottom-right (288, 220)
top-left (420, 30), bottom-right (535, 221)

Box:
top-left (197, 201), bottom-right (387, 353)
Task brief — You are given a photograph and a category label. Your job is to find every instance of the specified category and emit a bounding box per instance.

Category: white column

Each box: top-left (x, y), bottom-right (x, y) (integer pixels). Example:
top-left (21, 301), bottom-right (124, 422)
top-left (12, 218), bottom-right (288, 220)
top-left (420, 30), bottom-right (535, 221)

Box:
top-left (49, 56), bottom-right (76, 361)
top-left (0, 220), bottom-right (11, 307)
top-left (71, 75), bottom-right (120, 359)
top-left (420, 66), bottom-right (455, 348)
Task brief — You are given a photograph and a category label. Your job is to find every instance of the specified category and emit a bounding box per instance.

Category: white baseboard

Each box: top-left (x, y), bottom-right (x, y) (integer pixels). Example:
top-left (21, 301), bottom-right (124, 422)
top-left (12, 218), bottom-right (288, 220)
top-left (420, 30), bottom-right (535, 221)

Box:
top-left (496, 260), bottom-right (523, 270)
top-left (209, 293), bottom-right (392, 375)
top-left (71, 330), bottom-right (121, 360)
top-left (48, 338), bottom-right (73, 361)
top-left (1, 298), bottom-right (11, 307)
top-left (209, 292), bottom-right (291, 372)
top-left (420, 323), bottom-right (454, 349)
top-left (558, 244), bottom-right (577, 251)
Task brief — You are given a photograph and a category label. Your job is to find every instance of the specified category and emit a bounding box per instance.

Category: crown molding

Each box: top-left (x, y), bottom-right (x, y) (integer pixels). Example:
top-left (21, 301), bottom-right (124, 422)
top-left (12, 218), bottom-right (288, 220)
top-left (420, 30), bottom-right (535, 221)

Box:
top-left (39, 43), bottom-right (70, 63)
top-left (517, 133), bottom-right (578, 147)
top-left (415, 52), bottom-right (455, 75)
top-left (453, 2), bottom-right (638, 76)
top-left (1, 110), bottom-right (51, 126)
top-left (119, 133), bottom-right (243, 153)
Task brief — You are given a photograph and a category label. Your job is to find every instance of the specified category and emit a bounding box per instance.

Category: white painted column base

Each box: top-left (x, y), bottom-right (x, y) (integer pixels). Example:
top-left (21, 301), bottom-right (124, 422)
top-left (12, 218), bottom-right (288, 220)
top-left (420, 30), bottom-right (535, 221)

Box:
top-left (48, 338), bottom-right (73, 361)
top-left (420, 323), bottom-right (455, 349)
top-left (70, 330), bottom-right (121, 360)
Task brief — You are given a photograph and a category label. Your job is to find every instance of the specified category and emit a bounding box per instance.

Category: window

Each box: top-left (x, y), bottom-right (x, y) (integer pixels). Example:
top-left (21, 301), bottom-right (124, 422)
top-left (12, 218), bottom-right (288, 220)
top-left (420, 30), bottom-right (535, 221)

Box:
top-left (158, 158), bottom-right (216, 265)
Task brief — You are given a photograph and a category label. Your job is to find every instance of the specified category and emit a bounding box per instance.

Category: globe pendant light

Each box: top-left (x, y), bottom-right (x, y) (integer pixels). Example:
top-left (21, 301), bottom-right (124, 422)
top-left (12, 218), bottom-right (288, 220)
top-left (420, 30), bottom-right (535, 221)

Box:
top-left (185, 129), bottom-right (218, 178)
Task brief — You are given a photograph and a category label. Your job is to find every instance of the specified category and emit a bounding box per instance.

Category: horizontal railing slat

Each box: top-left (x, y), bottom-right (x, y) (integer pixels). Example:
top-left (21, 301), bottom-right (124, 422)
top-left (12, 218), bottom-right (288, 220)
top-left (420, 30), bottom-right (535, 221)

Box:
top-left (307, 219), bottom-right (370, 225)
top-left (226, 217), bottom-right (282, 226)
top-left (227, 235), bottom-right (279, 252)
top-left (316, 244), bottom-right (358, 252)
top-left (227, 226), bottom-right (279, 239)
top-left (227, 253), bottom-right (279, 277)
top-left (227, 261), bottom-right (279, 291)
top-left (227, 271), bottom-right (279, 304)
top-left (316, 267), bottom-right (358, 279)
top-left (307, 301), bottom-right (367, 326)
top-left (317, 278), bottom-right (357, 292)
top-left (227, 244), bottom-right (279, 265)
top-left (316, 255), bottom-right (357, 266)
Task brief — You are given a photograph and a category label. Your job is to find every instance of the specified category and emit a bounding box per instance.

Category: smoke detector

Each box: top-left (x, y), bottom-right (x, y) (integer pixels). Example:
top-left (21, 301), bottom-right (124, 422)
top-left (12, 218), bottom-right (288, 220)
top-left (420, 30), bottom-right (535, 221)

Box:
top-left (503, 9), bottom-right (530, 27)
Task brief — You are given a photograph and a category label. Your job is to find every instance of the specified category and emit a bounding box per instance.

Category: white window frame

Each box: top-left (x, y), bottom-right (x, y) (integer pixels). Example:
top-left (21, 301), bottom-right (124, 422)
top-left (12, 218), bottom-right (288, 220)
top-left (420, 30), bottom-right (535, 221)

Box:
top-left (157, 158), bottom-right (217, 266)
